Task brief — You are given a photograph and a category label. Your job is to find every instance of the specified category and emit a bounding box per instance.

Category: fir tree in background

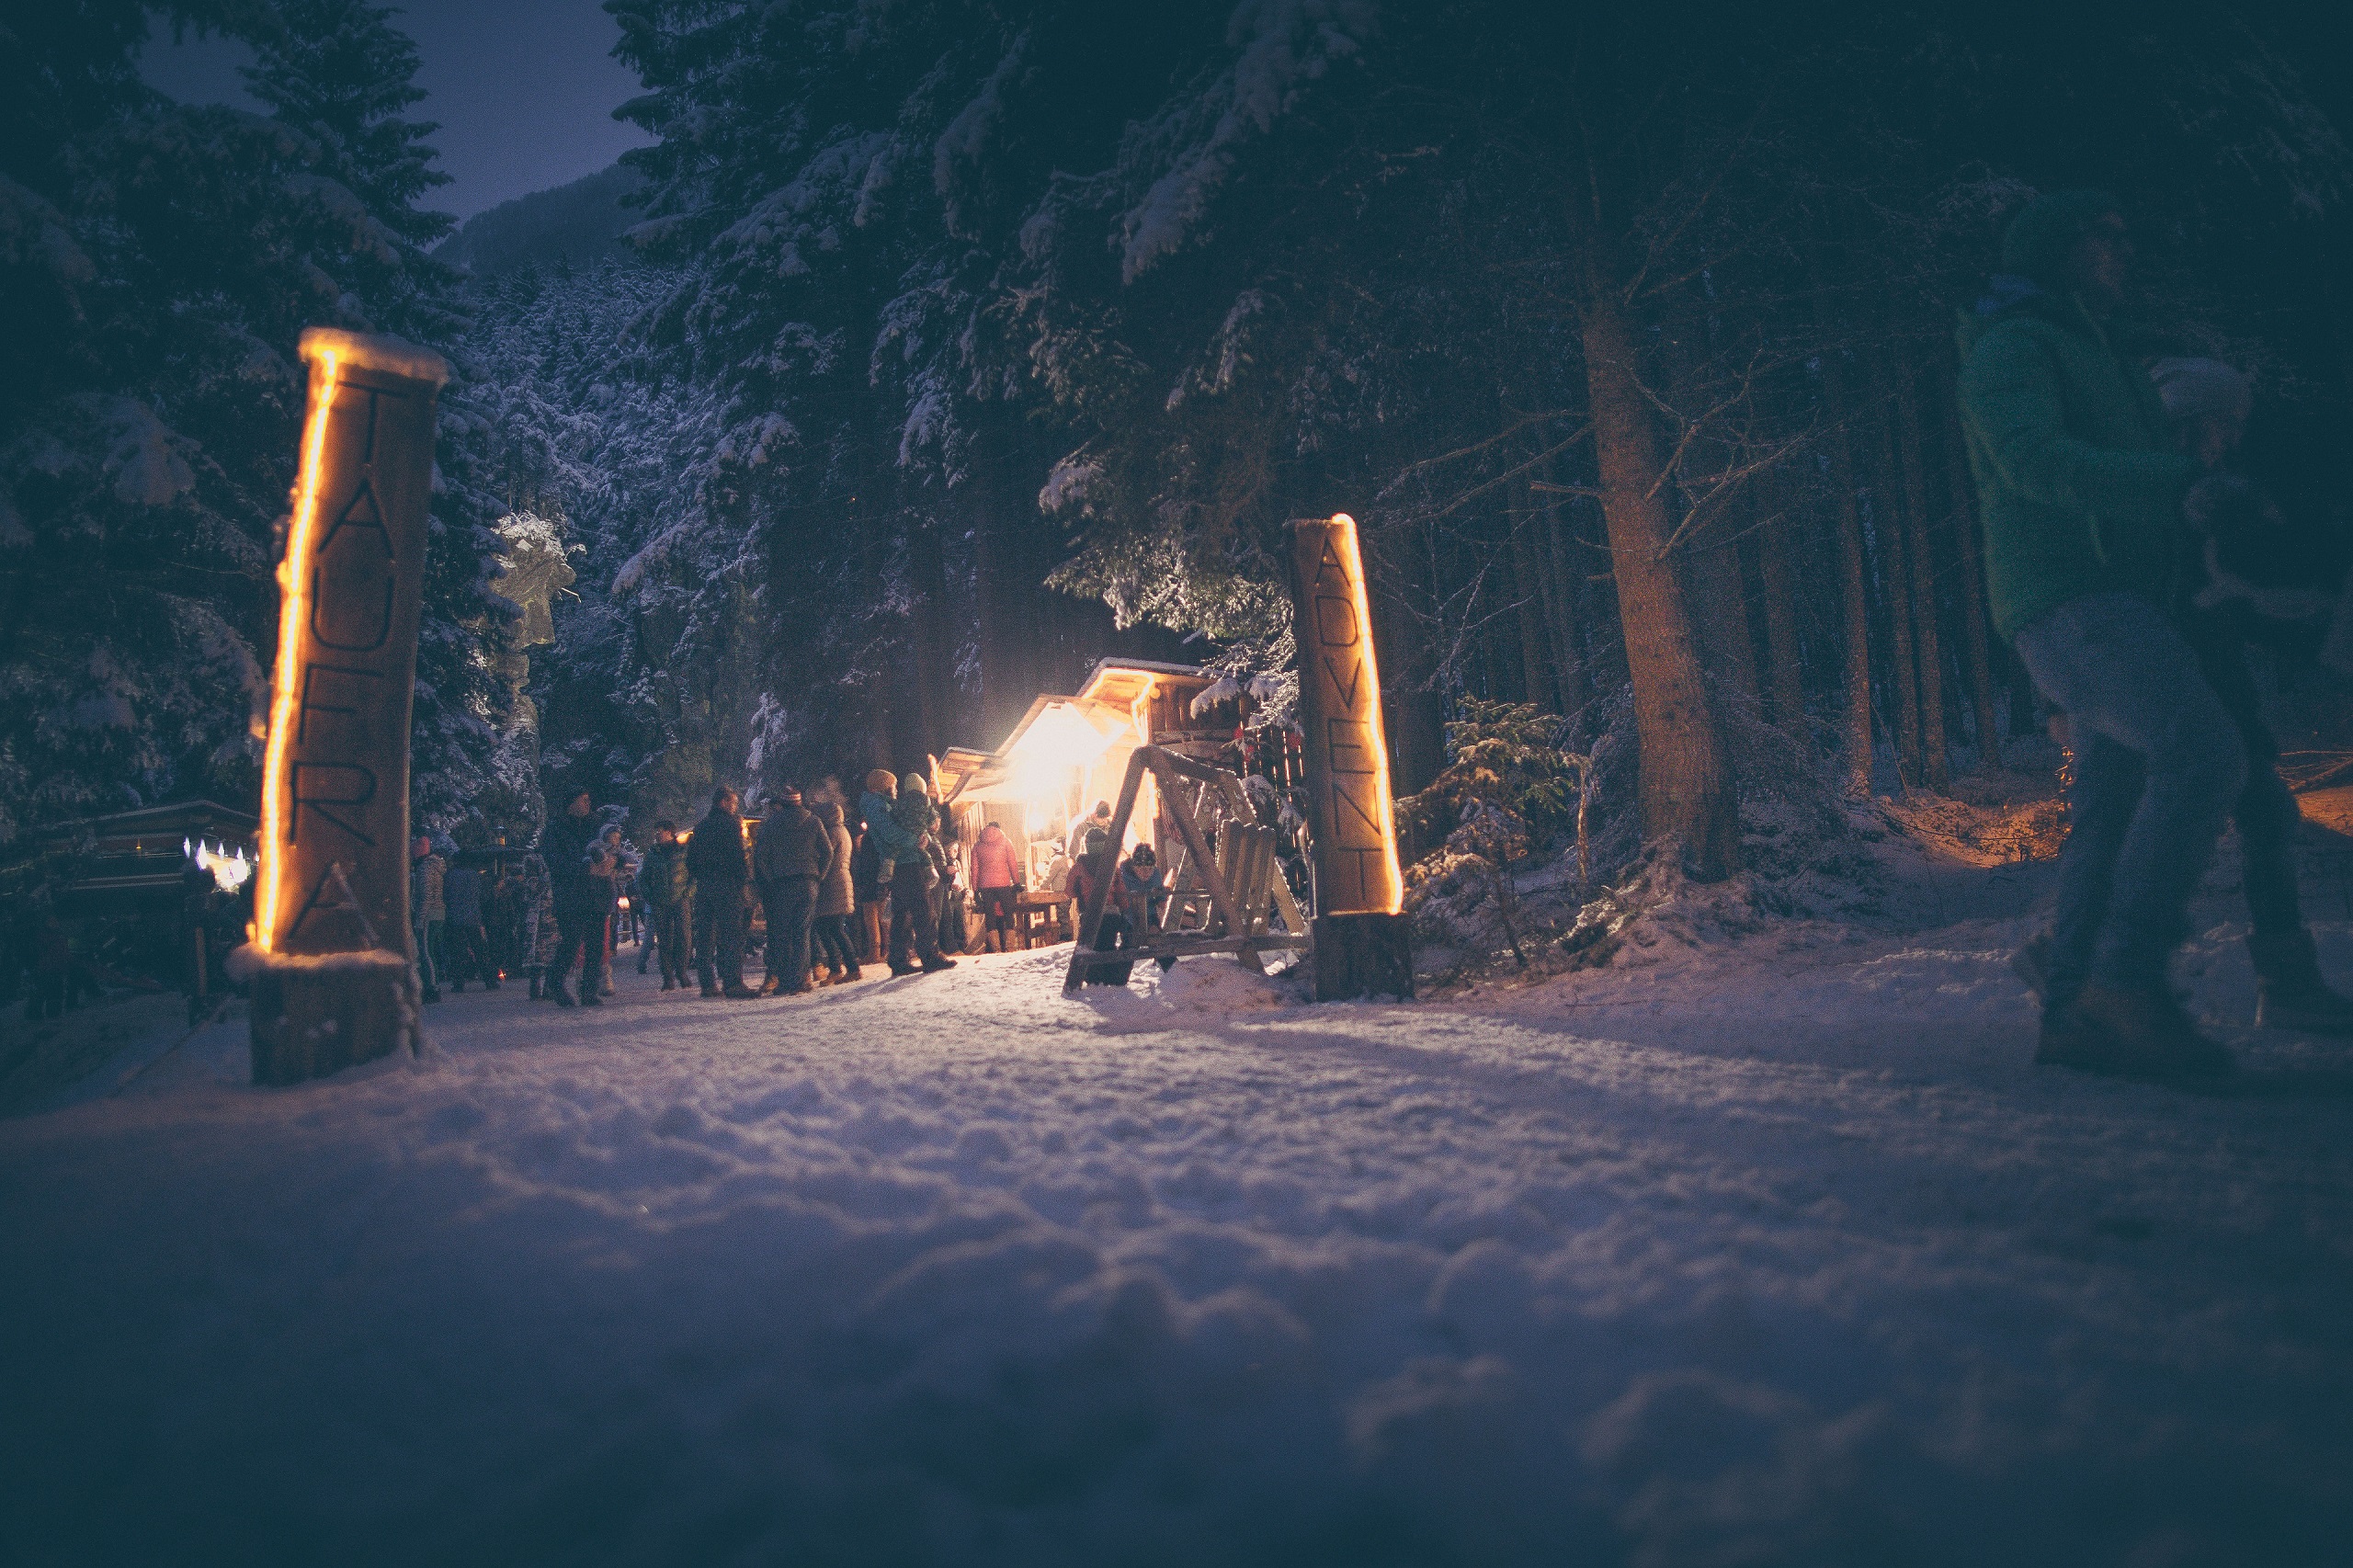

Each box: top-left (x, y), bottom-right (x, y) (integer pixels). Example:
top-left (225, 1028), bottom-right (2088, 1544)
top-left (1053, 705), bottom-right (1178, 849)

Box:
top-left (244, 0), bottom-right (516, 841)
top-left (0, 1), bottom-right (512, 846)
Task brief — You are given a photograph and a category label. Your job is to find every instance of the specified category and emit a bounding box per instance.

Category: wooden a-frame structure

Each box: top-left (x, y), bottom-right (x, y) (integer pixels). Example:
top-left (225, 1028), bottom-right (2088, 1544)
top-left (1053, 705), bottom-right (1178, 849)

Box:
top-left (1062, 746), bottom-right (1310, 993)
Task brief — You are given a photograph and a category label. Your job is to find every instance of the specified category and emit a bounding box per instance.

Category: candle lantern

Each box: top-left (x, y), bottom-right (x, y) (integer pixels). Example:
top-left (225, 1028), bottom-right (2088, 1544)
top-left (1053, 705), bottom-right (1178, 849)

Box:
top-left (240, 328), bottom-right (447, 1084)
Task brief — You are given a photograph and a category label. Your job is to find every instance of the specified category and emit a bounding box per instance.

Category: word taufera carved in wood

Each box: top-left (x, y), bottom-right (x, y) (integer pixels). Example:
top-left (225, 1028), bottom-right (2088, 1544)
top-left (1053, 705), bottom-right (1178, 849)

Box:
top-left (244, 328), bottom-right (448, 1085)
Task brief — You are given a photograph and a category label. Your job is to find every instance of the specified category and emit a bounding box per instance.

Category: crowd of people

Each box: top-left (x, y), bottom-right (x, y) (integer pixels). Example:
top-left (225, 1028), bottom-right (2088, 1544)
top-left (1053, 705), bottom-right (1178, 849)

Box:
top-left (393, 767), bottom-right (1192, 1008)
top-left (1963, 189), bottom-right (2353, 1082)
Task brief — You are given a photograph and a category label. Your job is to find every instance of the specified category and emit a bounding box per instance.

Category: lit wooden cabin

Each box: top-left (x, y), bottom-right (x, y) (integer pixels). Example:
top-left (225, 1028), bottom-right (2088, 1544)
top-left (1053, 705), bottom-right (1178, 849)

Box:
top-left (937, 659), bottom-right (1244, 884)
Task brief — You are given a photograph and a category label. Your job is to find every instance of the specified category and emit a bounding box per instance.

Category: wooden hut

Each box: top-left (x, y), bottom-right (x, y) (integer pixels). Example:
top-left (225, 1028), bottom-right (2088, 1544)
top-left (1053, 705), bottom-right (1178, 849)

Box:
top-left (937, 659), bottom-right (1245, 888)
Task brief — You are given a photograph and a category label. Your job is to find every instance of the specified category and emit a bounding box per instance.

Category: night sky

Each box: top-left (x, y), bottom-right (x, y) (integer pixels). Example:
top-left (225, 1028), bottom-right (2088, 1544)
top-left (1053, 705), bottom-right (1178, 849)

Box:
top-left (138, 0), bottom-right (653, 220)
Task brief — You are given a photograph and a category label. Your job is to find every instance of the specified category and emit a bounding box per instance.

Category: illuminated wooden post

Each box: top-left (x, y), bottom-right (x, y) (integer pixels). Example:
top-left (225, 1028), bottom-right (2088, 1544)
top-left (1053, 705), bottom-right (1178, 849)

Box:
top-left (240, 328), bottom-right (447, 1084)
top-left (1288, 513), bottom-right (1414, 1000)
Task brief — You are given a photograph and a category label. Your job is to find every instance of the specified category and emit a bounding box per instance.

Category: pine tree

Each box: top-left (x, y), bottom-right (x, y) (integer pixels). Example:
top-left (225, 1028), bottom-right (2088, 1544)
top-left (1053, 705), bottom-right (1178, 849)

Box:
top-left (244, 0), bottom-right (514, 839)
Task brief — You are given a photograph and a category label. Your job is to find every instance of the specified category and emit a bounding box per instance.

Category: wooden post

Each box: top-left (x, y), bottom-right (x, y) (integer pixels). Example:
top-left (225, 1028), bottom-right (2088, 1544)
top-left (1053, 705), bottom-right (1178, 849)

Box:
top-left (1289, 514), bottom-right (1414, 1001)
top-left (239, 328), bottom-right (447, 1085)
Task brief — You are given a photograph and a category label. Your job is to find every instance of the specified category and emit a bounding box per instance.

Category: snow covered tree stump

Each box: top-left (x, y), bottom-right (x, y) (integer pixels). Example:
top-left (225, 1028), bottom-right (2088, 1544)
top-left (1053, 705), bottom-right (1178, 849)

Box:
top-left (1310, 913), bottom-right (1415, 1001)
top-left (240, 329), bottom-right (447, 1085)
top-left (244, 950), bottom-right (418, 1086)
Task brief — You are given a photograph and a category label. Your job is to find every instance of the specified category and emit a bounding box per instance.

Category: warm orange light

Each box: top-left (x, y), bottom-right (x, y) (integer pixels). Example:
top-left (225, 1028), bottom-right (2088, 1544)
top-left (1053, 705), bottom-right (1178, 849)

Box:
top-left (1291, 511), bottom-right (1403, 916)
top-left (255, 350), bottom-right (343, 952)
top-left (1330, 514), bottom-right (1402, 914)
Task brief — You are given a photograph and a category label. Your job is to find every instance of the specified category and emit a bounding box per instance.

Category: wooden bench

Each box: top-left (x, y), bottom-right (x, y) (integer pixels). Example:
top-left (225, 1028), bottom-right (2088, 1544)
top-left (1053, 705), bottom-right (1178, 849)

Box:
top-left (1062, 746), bottom-right (1311, 992)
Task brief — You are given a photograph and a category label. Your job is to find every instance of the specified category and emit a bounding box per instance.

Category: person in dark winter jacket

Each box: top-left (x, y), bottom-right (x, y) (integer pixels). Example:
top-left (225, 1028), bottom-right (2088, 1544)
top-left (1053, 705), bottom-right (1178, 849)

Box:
top-left (855, 769), bottom-right (901, 961)
top-left (879, 772), bottom-right (954, 975)
top-left (1959, 191), bottom-right (2241, 1082)
top-left (688, 786), bottom-right (756, 997)
top-left (485, 867), bottom-right (520, 983)
top-left (542, 790), bottom-right (608, 1006)
top-left (813, 798), bottom-right (860, 983)
top-left (441, 860), bottom-right (494, 992)
top-left (1068, 826), bottom-right (1134, 985)
top-left (639, 822), bottom-right (693, 991)
top-left (410, 836), bottom-right (447, 1003)
top-left (2016, 358), bottom-right (2353, 1038)
top-left (752, 784), bottom-right (834, 994)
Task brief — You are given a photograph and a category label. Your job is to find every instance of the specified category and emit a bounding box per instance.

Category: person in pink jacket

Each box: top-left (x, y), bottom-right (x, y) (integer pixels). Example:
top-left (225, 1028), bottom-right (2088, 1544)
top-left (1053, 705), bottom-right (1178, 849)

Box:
top-left (969, 821), bottom-right (1023, 952)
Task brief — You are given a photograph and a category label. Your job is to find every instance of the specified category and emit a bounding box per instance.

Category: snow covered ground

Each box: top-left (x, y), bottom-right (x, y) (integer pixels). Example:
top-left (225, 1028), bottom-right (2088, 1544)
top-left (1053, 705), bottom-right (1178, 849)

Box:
top-left (5, 905), bottom-right (2351, 1565)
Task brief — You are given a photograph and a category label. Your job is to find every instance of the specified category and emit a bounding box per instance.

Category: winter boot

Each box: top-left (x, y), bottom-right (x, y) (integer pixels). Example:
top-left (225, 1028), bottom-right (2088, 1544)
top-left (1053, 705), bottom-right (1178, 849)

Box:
top-left (2069, 981), bottom-right (2236, 1083)
top-left (920, 955), bottom-right (959, 973)
top-left (759, 975), bottom-right (782, 997)
top-left (844, 964), bottom-right (864, 983)
top-left (529, 975), bottom-right (541, 1000)
top-left (2250, 929), bottom-right (2353, 1035)
top-left (552, 982), bottom-right (577, 1007)
top-left (2032, 1001), bottom-right (2129, 1074)
top-left (422, 985), bottom-right (441, 1004)
top-left (722, 982), bottom-right (759, 999)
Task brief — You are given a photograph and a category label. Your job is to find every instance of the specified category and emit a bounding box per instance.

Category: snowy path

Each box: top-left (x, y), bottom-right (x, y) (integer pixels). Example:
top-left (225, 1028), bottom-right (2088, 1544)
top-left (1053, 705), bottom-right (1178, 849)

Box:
top-left (5, 921), bottom-right (2351, 1565)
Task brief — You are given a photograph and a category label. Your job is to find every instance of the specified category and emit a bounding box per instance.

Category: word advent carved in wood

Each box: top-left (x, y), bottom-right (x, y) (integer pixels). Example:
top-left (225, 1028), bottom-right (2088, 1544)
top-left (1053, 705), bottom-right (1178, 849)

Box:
top-left (1288, 513), bottom-right (1413, 1000)
top-left (243, 328), bottom-right (448, 1085)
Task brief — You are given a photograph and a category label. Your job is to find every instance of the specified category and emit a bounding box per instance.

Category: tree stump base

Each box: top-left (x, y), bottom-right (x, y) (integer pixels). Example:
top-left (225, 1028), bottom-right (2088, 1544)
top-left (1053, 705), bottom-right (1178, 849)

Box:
top-left (239, 949), bottom-right (418, 1085)
top-left (1310, 913), bottom-right (1415, 1002)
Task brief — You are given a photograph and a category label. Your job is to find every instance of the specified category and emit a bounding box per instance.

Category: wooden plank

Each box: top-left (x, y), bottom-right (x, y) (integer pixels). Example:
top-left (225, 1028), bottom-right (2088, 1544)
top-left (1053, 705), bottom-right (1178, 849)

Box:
top-left (1212, 771), bottom-right (1309, 937)
top-left (1233, 824), bottom-right (1271, 973)
top-left (1154, 751), bottom-right (1233, 785)
top-left (1062, 746), bottom-right (1151, 994)
top-left (1129, 927), bottom-right (1317, 950)
top-left (1146, 750), bottom-right (1255, 949)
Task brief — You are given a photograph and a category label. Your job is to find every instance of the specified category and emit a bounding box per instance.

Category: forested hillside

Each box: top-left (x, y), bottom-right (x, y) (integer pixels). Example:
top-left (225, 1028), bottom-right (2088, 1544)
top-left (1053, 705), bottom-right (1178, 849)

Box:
top-left (9, 2), bottom-right (2351, 881)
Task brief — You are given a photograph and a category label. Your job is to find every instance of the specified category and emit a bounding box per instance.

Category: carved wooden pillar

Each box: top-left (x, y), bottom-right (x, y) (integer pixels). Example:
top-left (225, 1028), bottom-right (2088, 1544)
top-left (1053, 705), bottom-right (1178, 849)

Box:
top-left (241, 328), bottom-right (447, 1085)
top-left (1288, 514), bottom-right (1414, 1000)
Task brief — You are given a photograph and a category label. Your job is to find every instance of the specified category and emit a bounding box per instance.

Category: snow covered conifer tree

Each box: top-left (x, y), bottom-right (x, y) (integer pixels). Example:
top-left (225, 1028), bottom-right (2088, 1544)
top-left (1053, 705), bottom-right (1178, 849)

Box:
top-left (244, 0), bottom-right (516, 839)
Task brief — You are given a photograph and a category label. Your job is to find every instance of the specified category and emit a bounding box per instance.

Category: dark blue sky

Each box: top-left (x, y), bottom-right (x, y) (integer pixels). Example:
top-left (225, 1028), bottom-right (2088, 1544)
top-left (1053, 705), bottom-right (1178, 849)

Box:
top-left (139, 0), bottom-right (654, 220)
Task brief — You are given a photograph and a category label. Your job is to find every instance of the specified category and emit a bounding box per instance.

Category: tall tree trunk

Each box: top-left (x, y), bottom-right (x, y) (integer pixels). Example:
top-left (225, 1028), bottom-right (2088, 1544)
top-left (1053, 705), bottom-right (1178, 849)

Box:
top-left (964, 464), bottom-right (1025, 745)
top-left (1373, 529), bottom-right (1449, 795)
top-left (1826, 363), bottom-right (1876, 799)
top-left (1941, 392), bottom-right (2004, 772)
top-left (1580, 272), bottom-right (1740, 876)
top-left (1892, 341), bottom-right (1949, 791)
top-left (1688, 532), bottom-right (1761, 713)
top-left (1659, 298), bottom-right (1760, 716)
top-left (1753, 470), bottom-right (1809, 744)
top-left (1508, 491), bottom-right (1556, 710)
top-left (904, 508), bottom-right (953, 764)
top-left (1536, 457), bottom-right (1593, 739)
top-left (1863, 354), bottom-right (1923, 789)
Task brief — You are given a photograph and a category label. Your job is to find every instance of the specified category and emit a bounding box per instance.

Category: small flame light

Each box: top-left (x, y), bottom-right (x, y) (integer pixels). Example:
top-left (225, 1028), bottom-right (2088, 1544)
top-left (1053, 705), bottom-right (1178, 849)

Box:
top-left (186, 837), bottom-right (254, 893)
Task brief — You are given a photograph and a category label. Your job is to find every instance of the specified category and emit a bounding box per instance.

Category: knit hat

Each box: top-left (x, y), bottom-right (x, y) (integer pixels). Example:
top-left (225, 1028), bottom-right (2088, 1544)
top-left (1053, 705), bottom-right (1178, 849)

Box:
top-left (900, 771), bottom-right (929, 798)
top-left (1999, 189), bottom-right (2124, 290)
top-left (2151, 358), bottom-right (2252, 428)
top-left (865, 768), bottom-right (897, 795)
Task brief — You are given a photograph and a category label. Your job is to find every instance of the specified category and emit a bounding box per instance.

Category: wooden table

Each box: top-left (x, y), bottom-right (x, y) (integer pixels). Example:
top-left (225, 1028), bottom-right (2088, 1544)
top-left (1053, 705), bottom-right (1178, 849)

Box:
top-left (1011, 892), bottom-right (1072, 950)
